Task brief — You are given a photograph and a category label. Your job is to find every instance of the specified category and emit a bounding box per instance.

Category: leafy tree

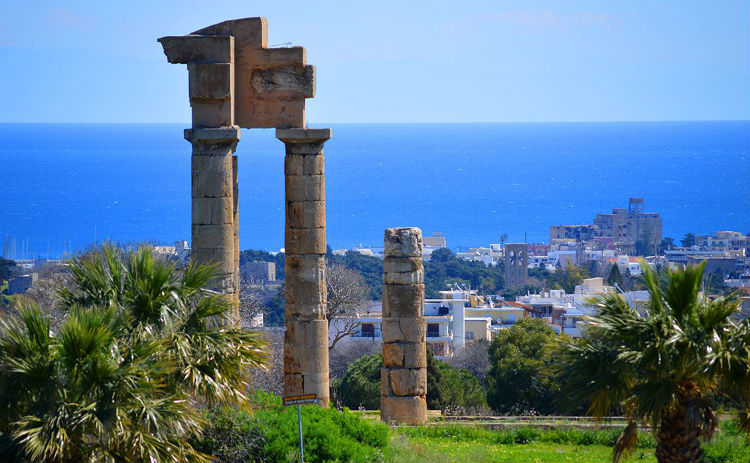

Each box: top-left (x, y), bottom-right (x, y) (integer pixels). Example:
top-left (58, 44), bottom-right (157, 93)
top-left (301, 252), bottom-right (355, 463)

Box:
top-left (337, 350), bottom-right (486, 413)
top-left (0, 245), bottom-right (268, 463)
top-left (680, 233), bottom-right (696, 248)
top-left (426, 348), bottom-right (486, 413)
top-left (486, 318), bottom-right (562, 415)
top-left (263, 286), bottom-right (286, 326)
top-left (0, 258), bottom-right (15, 282)
top-left (429, 247), bottom-right (455, 263)
top-left (659, 237), bottom-right (675, 253)
top-left (547, 263), bottom-right (589, 293)
top-left (556, 262), bottom-right (750, 463)
top-left (607, 264), bottom-right (623, 287)
top-left (634, 229), bottom-right (655, 256)
top-left (337, 353), bottom-right (381, 410)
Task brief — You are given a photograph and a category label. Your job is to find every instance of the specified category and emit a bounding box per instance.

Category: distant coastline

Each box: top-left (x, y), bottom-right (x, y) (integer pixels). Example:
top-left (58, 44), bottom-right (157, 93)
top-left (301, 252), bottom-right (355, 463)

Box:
top-left (1, 121), bottom-right (748, 258)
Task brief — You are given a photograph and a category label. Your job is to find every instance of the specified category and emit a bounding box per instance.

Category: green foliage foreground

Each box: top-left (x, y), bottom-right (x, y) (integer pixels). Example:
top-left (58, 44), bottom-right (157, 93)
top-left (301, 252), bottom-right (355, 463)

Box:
top-left (557, 262), bottom-right (750, 463)
top-left (196, 400), bottom-right (748, 463)
top-left (195, 394), bottom-right (390, 463)
top-left (0, 246), bottom-right (268, 463)
top-left (335, 349), bottom-right (486, 413)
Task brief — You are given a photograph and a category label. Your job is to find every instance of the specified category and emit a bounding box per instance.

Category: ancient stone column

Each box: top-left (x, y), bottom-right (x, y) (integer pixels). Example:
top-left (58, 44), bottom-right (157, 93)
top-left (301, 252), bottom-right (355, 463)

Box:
top-left (381, 227), bottom-right (427, 425)
top-left (277, 128), bottom-right (332, 406)
top-left (184, 127), bottom-right (241, 315)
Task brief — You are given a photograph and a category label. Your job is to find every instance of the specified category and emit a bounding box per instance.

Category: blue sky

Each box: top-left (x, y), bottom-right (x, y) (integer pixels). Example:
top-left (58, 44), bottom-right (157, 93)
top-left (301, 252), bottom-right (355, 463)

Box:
top-left (0, 1), bottom-right (748, 123)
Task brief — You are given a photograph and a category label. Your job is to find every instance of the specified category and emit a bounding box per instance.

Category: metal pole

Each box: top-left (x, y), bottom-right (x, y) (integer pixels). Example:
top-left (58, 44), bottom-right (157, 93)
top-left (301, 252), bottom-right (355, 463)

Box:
top-left (297, 404), bottom-right (304, 463)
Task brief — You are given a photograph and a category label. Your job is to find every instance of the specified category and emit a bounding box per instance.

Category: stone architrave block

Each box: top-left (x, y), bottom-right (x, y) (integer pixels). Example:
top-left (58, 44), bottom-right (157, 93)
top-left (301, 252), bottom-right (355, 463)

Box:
top-left (387, 368), bottom-right (427, 397)
top-left (285, 228), bottom-right (326, 255)
top-left (382, 284), bottom-right (424, 318)
top-left (251, 65), bottom-right (314, 97)
top-left (158, 35), bottom-right (233, 64)
top-left (188, 62), bottom-right (233, 100)
top-left (190, 99), bottom-right (234, 128)
top-left (381, 396), bottom-right (427, 425)
top-left (285, 175), bottom-right (324, 201)
top-left (286, 201), bottom-right (325, 229)
top-left (384, 228), bottom-right (423, 258)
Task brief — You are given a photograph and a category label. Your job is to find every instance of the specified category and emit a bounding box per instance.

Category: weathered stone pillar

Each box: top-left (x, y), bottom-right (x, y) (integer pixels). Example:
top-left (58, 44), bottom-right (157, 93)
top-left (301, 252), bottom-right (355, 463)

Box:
top-left (184, 126), bottom-right (241, 315)
top-left (381, 227), bottom-right (427, 425)
top-left (277, 128), bottom-right (332, 406)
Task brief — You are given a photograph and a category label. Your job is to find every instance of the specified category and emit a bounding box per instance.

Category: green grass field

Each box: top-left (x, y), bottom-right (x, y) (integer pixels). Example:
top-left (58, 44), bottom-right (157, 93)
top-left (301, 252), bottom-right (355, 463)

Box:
top-left (386, 423), bottom-right (749, 463)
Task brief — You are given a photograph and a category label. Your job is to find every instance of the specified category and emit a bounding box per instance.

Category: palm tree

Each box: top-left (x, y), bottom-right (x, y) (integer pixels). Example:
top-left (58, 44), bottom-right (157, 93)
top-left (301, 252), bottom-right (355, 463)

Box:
top-left (0, 245), bottom-right (268, 463)
top-left (557, 262), bottom-right (750, 463)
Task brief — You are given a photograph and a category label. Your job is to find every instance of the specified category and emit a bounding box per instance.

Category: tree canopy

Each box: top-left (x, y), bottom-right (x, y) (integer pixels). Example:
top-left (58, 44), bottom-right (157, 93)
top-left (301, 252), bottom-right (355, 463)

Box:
top-left (556, 262), bottom-right (750, 463)
top-left (0, 246), bottom-right (268, 463)
top-left (486, 317), bottom-right (563, 415)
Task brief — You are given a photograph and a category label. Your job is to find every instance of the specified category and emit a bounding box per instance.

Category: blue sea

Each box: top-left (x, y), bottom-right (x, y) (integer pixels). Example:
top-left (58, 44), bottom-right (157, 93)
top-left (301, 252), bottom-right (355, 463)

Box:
top-left (1, 122), bottom-right (748, 258)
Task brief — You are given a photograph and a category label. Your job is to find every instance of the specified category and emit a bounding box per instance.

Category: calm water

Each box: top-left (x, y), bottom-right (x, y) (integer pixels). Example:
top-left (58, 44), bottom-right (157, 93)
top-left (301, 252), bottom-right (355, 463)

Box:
top-left (1, 122), bottom-right (748, 257)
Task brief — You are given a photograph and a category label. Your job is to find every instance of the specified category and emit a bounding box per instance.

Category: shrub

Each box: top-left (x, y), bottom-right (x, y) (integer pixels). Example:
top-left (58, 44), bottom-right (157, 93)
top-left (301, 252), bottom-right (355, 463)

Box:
top-left (337, 351), bottom-right (487, 413)
top-left (0, 246), bottom-right (268, 463)
top-left (195, 398), bottom-right (390, 463)
top-left (337, 353), bottom-right (382, 410)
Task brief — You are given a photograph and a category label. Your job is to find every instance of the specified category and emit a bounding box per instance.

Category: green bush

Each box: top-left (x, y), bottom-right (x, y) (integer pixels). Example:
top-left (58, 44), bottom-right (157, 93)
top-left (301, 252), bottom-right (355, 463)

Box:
top-left (399, 424), bottom-right (661, 448)
top-left (486, 317), bottom-right (562, 414)
top-left (337, 353), bottom-right (382, 410)
top-left (195, 397), bottom-right (390, 463)
top-left (703, 435), bottom-right (750, 463)
top-left (426, 348), bottom-right (487, 413)
top-left (337, 351), bottom-right (487, 413)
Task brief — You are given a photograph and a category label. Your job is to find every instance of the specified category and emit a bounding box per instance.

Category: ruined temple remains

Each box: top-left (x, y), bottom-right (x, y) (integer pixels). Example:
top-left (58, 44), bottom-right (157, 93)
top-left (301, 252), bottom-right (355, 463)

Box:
top-left (159, 18), bottom-right (331, 404)
top-left (278, 128), bottom-right (331, 405)
top-left (381, 228), bottom-right (428, 425)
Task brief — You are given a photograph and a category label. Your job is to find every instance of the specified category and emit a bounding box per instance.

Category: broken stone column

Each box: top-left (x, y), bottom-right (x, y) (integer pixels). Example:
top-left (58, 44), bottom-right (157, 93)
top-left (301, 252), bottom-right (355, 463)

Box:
top-left (381, 227), bottom-right (427, 425)
top-left (277, 128), bottom-right (332, 406)
top-left (185, 127), bottom-right (241, 313)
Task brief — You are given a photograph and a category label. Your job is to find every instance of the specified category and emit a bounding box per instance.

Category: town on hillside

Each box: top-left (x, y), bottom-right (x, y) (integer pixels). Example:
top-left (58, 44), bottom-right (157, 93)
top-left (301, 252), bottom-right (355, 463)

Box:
top-left (4, 197), bottom-right (748, 360)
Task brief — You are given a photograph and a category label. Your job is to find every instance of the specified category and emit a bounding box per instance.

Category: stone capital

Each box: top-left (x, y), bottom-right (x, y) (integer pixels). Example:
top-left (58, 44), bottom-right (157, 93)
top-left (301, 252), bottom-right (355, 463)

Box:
top-left (184, 126), bottom-right (241, 144)
top-left (276, 128), bottom-right (332, 144)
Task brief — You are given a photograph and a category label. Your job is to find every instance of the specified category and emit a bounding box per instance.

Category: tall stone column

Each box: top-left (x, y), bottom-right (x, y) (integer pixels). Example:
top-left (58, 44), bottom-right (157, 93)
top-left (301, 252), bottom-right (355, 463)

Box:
top-left (277, 128), bottom-right (332, 406)
top-left (185, 126), bottom-right (241, 316)
top-left (381, 227), bottom-right (427, 425)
